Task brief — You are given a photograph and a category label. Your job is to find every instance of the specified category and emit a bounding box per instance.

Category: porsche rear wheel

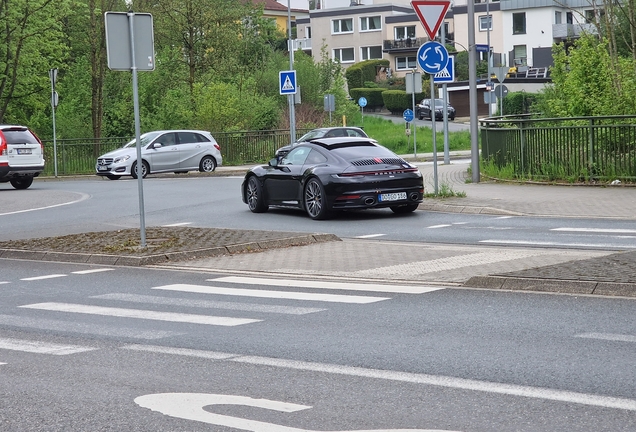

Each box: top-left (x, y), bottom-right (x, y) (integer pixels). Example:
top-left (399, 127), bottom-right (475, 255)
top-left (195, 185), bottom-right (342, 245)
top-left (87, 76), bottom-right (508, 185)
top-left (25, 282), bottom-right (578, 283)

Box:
top-left (246, 176), bottom-right (268, 213)
top-left (304, 178), bottom-right (330, 220)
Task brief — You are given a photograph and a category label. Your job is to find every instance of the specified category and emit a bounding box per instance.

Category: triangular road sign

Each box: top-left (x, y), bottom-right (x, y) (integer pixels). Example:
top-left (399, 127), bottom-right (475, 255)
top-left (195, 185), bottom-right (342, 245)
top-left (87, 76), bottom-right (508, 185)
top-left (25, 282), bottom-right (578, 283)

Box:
top-left (411, 0), bottom-right (451, 40)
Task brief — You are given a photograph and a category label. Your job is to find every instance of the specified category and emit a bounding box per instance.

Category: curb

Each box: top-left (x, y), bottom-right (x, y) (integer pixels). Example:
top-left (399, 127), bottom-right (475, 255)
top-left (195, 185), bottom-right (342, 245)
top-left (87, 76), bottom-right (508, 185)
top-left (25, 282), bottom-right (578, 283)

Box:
top-left (464, 276), bottom-right (636, 297)
top-left (0, 233), bottom-right (341, 267)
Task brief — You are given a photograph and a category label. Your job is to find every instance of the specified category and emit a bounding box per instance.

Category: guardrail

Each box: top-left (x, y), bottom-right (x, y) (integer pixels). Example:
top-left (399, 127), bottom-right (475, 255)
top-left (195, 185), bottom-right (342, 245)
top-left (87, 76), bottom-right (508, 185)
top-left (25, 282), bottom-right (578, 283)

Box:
top-left (480, 115), bottom-right (636, 182)
top-left (40, 129), bottom-right (312, 176)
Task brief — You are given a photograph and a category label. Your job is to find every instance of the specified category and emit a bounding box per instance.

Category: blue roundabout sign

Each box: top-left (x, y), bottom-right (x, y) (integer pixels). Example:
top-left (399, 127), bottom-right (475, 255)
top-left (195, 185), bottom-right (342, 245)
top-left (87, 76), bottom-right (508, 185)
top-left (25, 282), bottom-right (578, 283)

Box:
top-left (417, 41), bottom-right (449, 75)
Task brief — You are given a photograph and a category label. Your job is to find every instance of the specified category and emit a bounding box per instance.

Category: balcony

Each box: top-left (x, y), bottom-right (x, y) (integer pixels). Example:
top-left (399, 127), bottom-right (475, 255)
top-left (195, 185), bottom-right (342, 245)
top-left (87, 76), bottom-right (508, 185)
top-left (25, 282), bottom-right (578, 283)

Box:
top-left (383, 37), bottom-right (428, 52)
top-left (552, 23), bottom-right (597, 40)
top-left (292, 38), bottom-right (312, 51)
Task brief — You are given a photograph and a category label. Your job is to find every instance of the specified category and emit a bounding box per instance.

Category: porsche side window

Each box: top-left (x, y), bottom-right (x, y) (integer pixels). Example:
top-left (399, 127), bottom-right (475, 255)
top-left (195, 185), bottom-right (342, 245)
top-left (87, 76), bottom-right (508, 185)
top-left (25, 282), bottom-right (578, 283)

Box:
top-left (281, 147), bottom-right (310, 165)
top-left (304, 149), bottom-right (328, 165)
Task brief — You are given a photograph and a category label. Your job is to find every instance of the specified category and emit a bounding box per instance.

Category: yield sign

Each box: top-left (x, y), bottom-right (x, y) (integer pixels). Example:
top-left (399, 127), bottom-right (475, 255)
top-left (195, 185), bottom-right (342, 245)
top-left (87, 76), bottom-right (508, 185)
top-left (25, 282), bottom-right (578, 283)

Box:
top-left (411, 0), bottom-right (451, 40)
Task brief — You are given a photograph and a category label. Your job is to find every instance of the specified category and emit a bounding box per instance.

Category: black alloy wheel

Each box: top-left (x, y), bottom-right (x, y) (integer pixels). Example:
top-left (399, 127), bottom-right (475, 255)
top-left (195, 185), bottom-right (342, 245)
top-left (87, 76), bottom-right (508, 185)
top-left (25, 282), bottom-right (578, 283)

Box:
top-left (199, 155), bottom-right (217, 172)
top-left (304, 177), bottom-right (330, 220)
top-left (131, 160), bottom-right (149, 179)
top-left (10, 177), bottom-right (34, 189)
top-left (246, 176), bottom-right (268, 213)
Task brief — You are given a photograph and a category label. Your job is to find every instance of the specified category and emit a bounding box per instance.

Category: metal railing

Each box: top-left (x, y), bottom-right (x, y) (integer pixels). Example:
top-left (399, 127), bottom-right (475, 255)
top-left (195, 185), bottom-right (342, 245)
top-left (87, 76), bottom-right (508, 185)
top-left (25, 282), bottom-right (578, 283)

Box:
top-left (41, 129), bottom-right (312, 176)
top-left (480, 115), bottom-right (636, 182)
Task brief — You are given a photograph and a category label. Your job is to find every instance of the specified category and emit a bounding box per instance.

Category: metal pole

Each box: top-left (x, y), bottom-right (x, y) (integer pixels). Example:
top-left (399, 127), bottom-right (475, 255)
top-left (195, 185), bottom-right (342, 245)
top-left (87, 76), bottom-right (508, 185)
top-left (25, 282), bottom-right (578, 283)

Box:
top-left (287, 1), bottom-right (296, 142)
top-left (412, 70), bottom-right (417, 157)
top-left (128, 11), bottom-right (146, 248)
top-left (49, 68), bottom-right (58, 177)
top-left (468, 0), bottom-right (480, 183)
top-left (487, 0), bottom-right (492, 117)
top-left (441, 22), bottom-right (449, 164)
top-left (431, 78), bottom-right (438, 194)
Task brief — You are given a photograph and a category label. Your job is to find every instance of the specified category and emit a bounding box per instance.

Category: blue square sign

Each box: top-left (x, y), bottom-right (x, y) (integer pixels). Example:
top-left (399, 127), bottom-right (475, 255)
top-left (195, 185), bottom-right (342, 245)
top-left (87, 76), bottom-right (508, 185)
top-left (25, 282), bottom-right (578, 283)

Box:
top-left (279, 70), bottom-right (297, 95)
top-left (433, 56), bottom-right (455, 84)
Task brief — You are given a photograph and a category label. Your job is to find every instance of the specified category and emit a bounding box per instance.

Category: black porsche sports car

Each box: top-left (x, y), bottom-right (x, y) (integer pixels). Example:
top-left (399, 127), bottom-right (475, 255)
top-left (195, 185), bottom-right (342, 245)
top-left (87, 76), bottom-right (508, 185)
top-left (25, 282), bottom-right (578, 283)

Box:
top-left (241, 137), bottom-right (424, 220)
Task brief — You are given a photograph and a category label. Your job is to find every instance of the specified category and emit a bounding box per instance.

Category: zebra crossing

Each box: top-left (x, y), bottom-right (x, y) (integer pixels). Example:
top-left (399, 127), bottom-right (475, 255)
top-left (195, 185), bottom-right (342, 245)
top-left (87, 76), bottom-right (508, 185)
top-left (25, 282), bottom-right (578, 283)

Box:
top-left (0, 273), bottom-right (446, 363)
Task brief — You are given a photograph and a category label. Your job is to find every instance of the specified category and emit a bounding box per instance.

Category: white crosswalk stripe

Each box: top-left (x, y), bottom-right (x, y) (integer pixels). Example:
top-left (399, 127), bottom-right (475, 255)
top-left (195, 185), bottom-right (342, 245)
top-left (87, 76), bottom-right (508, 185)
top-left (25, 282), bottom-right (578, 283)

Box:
top-left (0, 314), bottom-right (183, 339)
top-left (209, 276), bottom-right (443, 294)
top-left (92, 293), bottom-right (326, 315)
top-left (153, 284), bottom-right (390, 304)
top-left (0, 337), bottom-right (97, 355)
top-left (19, 303), bottom-right (261, 326)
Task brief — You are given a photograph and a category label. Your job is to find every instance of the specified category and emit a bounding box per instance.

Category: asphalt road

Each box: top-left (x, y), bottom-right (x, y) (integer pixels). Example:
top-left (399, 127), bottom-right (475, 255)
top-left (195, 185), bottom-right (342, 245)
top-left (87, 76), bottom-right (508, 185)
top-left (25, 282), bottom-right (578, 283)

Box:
top-left (1, 259), bottom-right (635, 431)
top-left (2, 175), bottom-right (635, 251)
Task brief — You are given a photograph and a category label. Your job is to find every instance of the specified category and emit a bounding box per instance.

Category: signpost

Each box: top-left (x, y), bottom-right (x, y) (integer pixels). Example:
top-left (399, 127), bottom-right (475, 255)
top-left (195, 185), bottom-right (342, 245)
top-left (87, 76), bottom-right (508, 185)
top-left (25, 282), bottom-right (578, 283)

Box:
top-left (49, 68), bottom-right (59, 178)
top-left (105, 11), bottom-right (155, 248)
top-left (412, 0), bottom-right (451, 194)
top-left (358, 97), bottom-right (367, 125)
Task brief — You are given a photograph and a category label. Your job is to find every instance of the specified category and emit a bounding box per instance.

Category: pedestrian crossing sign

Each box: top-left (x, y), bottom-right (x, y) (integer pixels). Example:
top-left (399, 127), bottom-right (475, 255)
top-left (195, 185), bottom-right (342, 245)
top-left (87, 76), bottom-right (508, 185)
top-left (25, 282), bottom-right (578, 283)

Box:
top-left (433, 56), bottom-right (454, 83)
top-left (279, 70), bottom-right (297, 95)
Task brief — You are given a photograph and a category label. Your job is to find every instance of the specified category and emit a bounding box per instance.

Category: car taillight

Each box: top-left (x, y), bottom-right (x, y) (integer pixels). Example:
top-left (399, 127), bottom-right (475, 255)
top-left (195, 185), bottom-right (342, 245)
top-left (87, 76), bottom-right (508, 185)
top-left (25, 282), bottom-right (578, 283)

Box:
top-left (214, 144), bottom-right (220, 151)
top-left (0, 131), bottom-right (6, 155)
top-left (31, 130), bottom-right (44, 151)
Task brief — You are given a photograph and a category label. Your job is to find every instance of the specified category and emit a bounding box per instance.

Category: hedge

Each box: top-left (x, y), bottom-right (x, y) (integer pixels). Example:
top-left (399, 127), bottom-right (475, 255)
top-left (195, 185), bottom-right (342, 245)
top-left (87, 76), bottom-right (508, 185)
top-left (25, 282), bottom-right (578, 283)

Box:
top-left (345, 59), bottom-right (390, 90)
top-left (348, 88), bottom-right (386, 110)
top-left (382, 90), bottom-right (426, 114)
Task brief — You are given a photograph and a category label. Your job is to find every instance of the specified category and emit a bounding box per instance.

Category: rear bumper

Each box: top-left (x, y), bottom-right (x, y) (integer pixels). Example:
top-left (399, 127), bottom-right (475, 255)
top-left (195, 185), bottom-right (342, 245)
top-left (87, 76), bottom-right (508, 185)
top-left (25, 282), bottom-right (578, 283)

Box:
top-left (0, 165), bottom-right (44, 180)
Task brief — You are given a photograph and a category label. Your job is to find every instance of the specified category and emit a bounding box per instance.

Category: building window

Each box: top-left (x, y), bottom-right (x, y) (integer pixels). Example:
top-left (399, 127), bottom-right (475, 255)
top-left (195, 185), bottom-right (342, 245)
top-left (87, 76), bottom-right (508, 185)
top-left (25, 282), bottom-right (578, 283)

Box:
top-left (395, 56), bottom-right (416, 70)
top-left (395, 25), bottom-right (415, 40)
top-left (512, 12), bottom-right (526, 34)
top-left (479, 15), bottom-right (492, 31)
top-left (555, 11), bottom-right (562, 24)
top-left (306, 26), bottom-right (311, 38)
top-left (360, 16), bottom-right (381, 32)
top-left (566, 12), bottom-right (573, 24)
top-left (513, 45), bottom-right (527, 66)
top-left (332, 18), bottom-right (353, 34)
top-left (361, 46), bottom-right (382, 60)
top-left (585, 9), bottom-right (596, 24)
top-left (333, 47), bottom-right (355, 63)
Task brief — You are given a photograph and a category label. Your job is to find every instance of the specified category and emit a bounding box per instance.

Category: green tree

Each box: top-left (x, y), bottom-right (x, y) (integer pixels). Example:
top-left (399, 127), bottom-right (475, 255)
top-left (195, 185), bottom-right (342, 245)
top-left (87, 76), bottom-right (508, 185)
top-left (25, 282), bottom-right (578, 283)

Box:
top-left (0, 0), bottom-right (71, 125)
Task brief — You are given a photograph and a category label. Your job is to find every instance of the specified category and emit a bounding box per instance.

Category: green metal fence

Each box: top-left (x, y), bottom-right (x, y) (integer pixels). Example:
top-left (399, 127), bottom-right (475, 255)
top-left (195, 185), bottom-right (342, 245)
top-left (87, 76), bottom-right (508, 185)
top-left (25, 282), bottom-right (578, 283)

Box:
top-left (40, 128), bottom-right (312, 176)
top-left (480, 115), bottom-right (636, 181)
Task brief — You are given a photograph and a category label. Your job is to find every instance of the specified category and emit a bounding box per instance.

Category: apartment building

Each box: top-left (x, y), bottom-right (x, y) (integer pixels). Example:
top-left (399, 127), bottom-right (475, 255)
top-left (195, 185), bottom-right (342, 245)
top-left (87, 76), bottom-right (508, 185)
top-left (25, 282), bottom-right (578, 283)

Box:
top-left (295, 0), bottom-right (599, 77)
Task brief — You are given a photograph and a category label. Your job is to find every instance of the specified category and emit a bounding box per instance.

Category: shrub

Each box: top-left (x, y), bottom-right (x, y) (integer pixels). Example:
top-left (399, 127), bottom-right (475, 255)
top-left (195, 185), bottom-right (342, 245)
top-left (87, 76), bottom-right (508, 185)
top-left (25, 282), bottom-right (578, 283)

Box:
top-left (348, 88), bottom-right (386, 110)
top-left (344, 59), bottom-right (390, 90)
top-left (382, 90), bottom-right (425, 114)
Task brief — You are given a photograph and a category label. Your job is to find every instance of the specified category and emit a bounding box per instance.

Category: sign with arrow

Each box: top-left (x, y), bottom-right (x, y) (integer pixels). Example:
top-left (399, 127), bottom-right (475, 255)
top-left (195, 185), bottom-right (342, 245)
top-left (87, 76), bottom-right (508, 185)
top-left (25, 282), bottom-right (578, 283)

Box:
top-left (411, 0), bottom-right (451, 40)
top-left (417, 41), bottom-right (449, 75)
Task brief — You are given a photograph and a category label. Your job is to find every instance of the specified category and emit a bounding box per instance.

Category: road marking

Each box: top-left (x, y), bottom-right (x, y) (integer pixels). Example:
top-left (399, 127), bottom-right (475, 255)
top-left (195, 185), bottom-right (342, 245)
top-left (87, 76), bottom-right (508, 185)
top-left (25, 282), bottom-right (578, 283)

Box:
top-left (154, 284), bottom-right (389, 304)
top-left (72, 268), bottom-right (114, 275)
top-left (575, 332), bottom-right (636, 343)
top-left (0, 314), bottom-right (182, 340)
top-left (92, 293), bottom-right (326, 315)
top-left (427, 224), bottom-right (451, 229)
top-left (0, 193), bottom-right (89, 216)
top-left (122, 345), bottom-right (636, 411)
top-left (495, 216), bottom-right (513, 219)
top-left (19, 303), bottom-right (261, 326)
top-left (350, 250), bottom-right (540, 278)
top-left (0, 337), bottom-right (96, 355)
top-left (0, 281), bottom-right (9, 285)
top-left (552, 227), bottom-right (636, 234)
top-left (20, 274), bottom-right (67, 281)
top-left (162, 222), bottom-right (192, 227)
top-left (355, 234), bottom-right (386, 239)
top-left (210, 276), bottom-right (441, 294)
top-left (479, 239), bottom-right (636, 249)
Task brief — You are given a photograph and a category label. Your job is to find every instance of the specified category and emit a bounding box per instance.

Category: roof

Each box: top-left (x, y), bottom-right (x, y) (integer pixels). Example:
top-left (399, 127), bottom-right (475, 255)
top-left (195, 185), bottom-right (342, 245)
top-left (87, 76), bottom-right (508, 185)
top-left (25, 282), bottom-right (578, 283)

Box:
top-left (249, 0), bottom-right (308, 14)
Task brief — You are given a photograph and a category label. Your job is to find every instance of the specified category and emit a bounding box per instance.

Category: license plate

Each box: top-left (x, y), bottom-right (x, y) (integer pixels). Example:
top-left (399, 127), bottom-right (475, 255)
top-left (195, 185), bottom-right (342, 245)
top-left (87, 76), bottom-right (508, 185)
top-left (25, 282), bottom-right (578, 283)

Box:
top-left (17, 149), bottom-right (32, 155)
top-left (98, 166), bottom-right (108, 171)
top-left (378, 192), bottom-right (407, 202)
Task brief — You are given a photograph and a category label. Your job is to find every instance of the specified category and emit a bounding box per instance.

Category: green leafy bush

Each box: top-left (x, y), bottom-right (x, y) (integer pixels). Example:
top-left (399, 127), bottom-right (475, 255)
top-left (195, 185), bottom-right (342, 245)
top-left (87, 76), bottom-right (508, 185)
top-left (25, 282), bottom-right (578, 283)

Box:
top-left (382, 90), bottom-right (425, 114)
top-left (344, 59), bottom-right (390, 90)
top-left (348, 88), bottom-right (386, 110)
